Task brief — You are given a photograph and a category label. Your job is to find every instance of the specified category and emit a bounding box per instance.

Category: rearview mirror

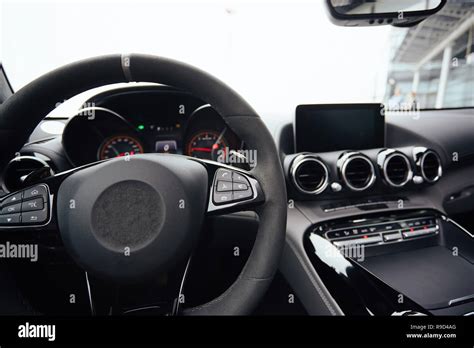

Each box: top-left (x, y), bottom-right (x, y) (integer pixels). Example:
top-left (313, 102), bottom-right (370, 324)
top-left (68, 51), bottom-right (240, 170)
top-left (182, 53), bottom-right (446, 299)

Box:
top-left (326, 0), bottom-right (447, 27)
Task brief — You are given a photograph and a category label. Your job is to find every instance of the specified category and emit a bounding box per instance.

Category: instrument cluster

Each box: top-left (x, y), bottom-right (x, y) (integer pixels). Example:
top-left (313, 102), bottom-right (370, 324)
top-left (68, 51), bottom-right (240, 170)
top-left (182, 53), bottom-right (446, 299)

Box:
top-left (62, 88), bottom-right (243, 166)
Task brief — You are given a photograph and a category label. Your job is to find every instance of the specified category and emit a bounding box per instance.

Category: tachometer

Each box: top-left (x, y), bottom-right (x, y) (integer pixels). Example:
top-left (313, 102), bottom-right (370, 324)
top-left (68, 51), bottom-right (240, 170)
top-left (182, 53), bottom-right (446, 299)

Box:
top-left (98, 135), bottom-right (144, 160)
top-left (186, 130), bottom-right (228, 161)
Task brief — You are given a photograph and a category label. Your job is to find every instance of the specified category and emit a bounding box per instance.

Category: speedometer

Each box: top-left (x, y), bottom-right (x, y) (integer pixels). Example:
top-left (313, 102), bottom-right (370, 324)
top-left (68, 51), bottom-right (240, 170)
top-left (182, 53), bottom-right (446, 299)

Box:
top-left (98, 135), bottom-right (144, 160)
top-left (186, 130), bottom-right (228, 161)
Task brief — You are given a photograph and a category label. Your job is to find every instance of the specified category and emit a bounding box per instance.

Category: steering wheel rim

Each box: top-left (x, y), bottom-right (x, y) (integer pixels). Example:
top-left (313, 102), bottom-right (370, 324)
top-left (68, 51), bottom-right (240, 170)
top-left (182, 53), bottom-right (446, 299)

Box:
top-left (0, 54), bottom-right (287, 315)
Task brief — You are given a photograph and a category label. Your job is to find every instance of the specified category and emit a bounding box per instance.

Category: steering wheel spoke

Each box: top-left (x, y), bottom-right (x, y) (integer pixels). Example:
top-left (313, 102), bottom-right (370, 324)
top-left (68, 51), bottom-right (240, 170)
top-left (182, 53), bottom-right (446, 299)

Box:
top-left (193, 159), bottom-right (265, 215)
top-left (0, 162), bottom-right (103, 232)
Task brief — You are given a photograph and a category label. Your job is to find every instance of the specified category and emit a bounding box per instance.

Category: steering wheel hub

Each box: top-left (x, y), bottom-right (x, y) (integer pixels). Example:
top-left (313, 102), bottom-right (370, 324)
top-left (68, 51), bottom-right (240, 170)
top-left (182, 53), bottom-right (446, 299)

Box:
top-left (56, 155), bottom-right (208, 282)
top-left (91, 180), bottom-right (165, 251)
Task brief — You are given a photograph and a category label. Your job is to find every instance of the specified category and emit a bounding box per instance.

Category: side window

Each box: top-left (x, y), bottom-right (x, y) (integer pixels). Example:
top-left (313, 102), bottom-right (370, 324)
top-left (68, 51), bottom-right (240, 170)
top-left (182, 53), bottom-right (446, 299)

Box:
top-left (384, 3), bottom-right (473, 110)
top-left (444, 28), bottom-right (474, 108)
top-left (0, 64), bottom-right (14, 104)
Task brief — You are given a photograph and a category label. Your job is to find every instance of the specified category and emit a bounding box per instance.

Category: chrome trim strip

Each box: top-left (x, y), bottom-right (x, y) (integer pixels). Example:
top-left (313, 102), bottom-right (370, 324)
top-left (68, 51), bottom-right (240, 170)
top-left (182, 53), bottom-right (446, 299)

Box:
top-left (85, 271), bottom-right (95, 316)
top-left (444, 216), bottom-right (474, 238)
top-left (173, 254), bottom-right (193, 316)
top-left (449, 294), bottom-right (474, 307)
top-left (123, 306), bottom-right (162, 315)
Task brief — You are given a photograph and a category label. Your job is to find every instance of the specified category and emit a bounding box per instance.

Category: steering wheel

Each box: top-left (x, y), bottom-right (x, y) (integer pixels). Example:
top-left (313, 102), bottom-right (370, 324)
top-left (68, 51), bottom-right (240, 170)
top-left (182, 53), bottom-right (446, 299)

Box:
top-left (0, 54), bottom-right (287, 315)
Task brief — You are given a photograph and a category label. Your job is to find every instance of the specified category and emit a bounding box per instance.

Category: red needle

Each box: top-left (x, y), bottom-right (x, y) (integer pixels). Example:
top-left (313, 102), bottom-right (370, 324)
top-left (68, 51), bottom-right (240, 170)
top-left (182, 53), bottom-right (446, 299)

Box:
top-left (191, 147), bottom-right (212, 153)
top-left (117, 151), bottom-right (135, 157)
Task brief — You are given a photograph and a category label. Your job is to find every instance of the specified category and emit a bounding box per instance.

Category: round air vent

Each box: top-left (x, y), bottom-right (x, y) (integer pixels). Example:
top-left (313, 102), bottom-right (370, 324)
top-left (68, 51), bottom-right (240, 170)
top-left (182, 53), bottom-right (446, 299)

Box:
top-left (380, 151), bottom-right (413, 187)
top-left (291, 156), bottom-right (329, 195)
top-left (2, 156), bottom-right (54, 192)
top-left (421, 150), bottom-right (442, 183)
top-left (341, 153), bottom-right (375, 191)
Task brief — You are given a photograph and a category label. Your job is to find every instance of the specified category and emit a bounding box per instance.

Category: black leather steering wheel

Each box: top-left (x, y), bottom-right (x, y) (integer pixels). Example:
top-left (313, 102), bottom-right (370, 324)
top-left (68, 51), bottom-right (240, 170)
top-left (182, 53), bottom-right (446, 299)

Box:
top-left (0, 54), bottom-right (287, 315)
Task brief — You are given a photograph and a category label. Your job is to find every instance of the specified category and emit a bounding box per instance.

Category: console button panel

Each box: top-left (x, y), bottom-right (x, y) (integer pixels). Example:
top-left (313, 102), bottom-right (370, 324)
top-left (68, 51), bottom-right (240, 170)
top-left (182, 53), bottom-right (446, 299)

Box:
top-left (0, 185), bottom-right (50, 226)
top-left (322, 215), bottom-right (439, 247)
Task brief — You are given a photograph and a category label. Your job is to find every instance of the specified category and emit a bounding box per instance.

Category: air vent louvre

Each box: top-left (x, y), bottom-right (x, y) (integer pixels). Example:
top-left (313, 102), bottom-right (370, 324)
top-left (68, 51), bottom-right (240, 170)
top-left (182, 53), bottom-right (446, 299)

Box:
top-left (422, 151), bottom-right (442, 182)
top-left (384, 154), bottom-right (411, 187)
top-left (291, 157), bottom-right (328, 195)
top-left (3, 156), bottom-right (53, 192)
top-left (342, 155), bottom-right (375, 191)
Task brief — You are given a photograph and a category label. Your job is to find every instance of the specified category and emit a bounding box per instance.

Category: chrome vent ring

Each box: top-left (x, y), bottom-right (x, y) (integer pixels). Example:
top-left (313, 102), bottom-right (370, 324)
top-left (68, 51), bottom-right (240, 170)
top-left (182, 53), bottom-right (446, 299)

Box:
top-left (340, 153), bottom-right (376, 191)
top-left (290, 156), bottom-right (329, 195)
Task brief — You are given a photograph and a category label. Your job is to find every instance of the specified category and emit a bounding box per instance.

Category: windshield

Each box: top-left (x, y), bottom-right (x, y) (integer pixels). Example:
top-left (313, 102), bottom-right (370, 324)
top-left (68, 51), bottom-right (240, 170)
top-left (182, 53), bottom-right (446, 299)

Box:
top-left (1, 0), bottom-right (473, 125)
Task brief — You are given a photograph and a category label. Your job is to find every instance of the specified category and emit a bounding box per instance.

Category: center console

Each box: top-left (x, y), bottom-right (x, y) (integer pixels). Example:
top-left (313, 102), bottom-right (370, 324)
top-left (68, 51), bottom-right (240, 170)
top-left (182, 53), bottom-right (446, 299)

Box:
top-left (305, 209), bottom-right (474, 316)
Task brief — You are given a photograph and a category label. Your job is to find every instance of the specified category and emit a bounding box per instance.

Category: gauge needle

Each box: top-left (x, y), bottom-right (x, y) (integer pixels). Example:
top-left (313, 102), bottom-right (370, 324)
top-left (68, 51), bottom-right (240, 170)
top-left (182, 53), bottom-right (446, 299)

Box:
top-left (212, 127), bottom-right (227, 153)
top-left (215, 128), bottom-right (226, 147)
top-left (110, 146), bottom-right (120, 156)
top-left (191, 147), bottom-right (212, 153)
top-left (118, 151), bottom-right (135, 157)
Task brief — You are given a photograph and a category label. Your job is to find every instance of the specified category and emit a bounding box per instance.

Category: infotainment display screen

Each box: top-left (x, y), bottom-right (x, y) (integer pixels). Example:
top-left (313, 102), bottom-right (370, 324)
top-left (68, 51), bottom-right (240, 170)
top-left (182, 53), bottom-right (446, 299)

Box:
top-left (295, 103), bottom-right (385, 153)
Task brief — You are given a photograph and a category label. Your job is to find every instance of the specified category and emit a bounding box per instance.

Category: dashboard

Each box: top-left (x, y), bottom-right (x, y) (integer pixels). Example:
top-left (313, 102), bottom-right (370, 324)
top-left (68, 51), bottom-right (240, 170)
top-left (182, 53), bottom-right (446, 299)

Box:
top-left (284, 103), bottom-right (444, 205)
top-left (1, 81), bottom-right (474, 318)
top-left (61, 87), bottom-right (244, 167)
